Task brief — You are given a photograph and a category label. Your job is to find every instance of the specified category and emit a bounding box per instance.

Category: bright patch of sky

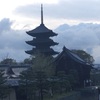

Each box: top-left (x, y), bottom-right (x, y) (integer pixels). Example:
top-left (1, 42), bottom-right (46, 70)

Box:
top-left (0, 0), bottom-right (58, 18)
top-left (1, 0), bottom-right (100, 29)
top-left (0, 0), bottom-right (59, 29)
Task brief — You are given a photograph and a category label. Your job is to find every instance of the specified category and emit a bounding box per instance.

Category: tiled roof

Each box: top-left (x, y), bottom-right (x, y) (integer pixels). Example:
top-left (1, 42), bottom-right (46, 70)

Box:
top-left (55, 46), bottom-right (92, 65)
top-left (26, 24), bottom-right (57, 37)
top-left (6, 79), bottom-right (19, 86)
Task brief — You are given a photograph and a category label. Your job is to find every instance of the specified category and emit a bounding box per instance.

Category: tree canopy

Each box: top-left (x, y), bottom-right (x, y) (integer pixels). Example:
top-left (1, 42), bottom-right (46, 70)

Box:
top-left (0, 58), bottom-right (17, 65)
top-left (72, 50), bottom-right (94, 64)
top-left (32, 53), bottom-right (55, 76)
top-left (0, 70), bottom-right (10, 99)
top-left (19, 53), bottom-right (55, 100)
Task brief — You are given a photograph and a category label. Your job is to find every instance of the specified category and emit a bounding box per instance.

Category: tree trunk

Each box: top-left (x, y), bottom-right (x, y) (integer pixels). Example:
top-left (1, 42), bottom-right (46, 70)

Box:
top-left (40, 87), bottom-right (43, 100)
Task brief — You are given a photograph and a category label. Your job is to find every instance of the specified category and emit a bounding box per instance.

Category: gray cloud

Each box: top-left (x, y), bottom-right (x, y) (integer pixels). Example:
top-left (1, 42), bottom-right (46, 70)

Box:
top-left (0, 18), bottom-right (30, 61)
top-left (0, 18), bottom-right (12, 34)
top-left (14, 0), bottom-right (100, 21)
top-left (53, 23), bottom-right (100, 63)
top-left (54, 23), bottom-right (99, 49)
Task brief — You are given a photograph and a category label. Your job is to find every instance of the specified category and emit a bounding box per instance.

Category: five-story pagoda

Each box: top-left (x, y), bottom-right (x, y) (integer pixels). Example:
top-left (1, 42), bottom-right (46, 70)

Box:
top-left (25, 5), bottom-right (59, 56)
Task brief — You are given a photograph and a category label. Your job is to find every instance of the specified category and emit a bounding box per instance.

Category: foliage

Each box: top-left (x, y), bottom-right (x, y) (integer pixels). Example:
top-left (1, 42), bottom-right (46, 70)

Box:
top-left (19, 68), bottom-right (36, 100)
top-left (0, 70), bottom-right (6, 84)
top-left (31, 53), bottom-right (55, 100)
top-left (72, 50), bottom-right (94, 64)
top-left (0, 70), bottom-right (10, 99)
top-left (48, 76), bottom-right (59, 95)
top-left (57, 71), bottom-right (71, 93)
top-left (90, 69), bottom-right (100, 85)
top-left (35, 71), bottom-right (48, 100)
top-left (23, 56), bottom-right (33, 64)
top-left (32, 53), bottom-right (55, 76)
top-left (19, 53), bottom-right (55, 100)
top-left (0, 58), bottom-right (17, 65)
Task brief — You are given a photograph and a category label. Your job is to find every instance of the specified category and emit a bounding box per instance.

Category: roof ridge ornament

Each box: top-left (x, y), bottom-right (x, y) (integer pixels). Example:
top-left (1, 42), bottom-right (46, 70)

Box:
top-left (63, 46), bottom-right (66, 51)
top-left (41, 4), bottom-right (43, 24)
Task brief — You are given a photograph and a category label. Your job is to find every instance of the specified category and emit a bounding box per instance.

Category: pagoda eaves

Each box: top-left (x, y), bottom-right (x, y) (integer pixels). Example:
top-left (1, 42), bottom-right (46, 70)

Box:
top-left (25, 48), bottom-right (58, 55)
top-left (26, 38), bottom-right (58, 46)
top-left (26, 23), bottom-right (57, 37)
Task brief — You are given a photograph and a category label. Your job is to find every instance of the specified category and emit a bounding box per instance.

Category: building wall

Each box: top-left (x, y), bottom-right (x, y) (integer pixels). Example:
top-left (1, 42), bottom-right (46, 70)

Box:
top-left (56, 56), bottom-right (91, 87)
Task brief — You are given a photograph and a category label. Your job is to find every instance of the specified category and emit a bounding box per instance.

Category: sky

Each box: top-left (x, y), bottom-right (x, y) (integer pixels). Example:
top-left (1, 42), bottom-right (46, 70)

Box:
top-left (0, 0), bottom-right (100, 63)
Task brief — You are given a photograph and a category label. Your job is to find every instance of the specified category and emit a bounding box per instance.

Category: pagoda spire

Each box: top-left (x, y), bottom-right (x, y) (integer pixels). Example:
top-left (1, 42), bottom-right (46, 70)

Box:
top-left (41, 4), bottom-right (43, 24)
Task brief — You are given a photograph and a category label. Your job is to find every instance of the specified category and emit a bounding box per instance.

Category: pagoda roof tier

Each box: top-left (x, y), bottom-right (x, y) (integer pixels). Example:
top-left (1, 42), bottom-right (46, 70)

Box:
top-left (26, 23), bottom-right (57, 37)
top-left (25, 48), bottom-right (59, 55)
top-left (26, 39), bottom-right (58, 46)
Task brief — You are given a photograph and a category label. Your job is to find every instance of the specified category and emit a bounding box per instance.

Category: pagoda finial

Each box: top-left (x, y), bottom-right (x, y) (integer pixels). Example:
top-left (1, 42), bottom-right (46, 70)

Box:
top-left (41, 4), bottom-right (43, 24)
top-left (63, 46), bottom-right (66, 51)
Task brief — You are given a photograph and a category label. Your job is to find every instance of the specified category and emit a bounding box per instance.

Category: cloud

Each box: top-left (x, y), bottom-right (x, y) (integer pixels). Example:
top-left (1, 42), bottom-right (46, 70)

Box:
top-left (14, 0), bottom-right (100, 21)
top-left (0, 18), bottom-right (31, 62)
top-left (53, 23), bottom-right (100, 63)
top-left (0, 18), bottom-right (12, 34)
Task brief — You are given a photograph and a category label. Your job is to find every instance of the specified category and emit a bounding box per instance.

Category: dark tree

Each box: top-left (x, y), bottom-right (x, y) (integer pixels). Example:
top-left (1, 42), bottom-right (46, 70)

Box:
top-left (19, 53), bottom-right (54, 100)
top-left (32, 53), bottom-right (55, 76)
top-left (23, 58), bottom-right (32, 64)
top-left (32, 53), bottom-right (55, 100)
top-left (57, 71), bottom-right (71, 93)
top-left (34, 71), bottom-right (48, 100)
top-left (0, 58), bottom-right (17, 65)
top-left (0, 70), bottom-right (9, 99)
top-left (19, 68), bottom-right (36, 100)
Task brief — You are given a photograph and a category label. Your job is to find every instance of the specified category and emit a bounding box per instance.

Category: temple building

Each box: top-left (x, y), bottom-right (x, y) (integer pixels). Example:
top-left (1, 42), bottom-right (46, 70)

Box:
top-left (55, 46), bottom-right (92, 87)
top-left (25, 5), bottom-right (59, 56)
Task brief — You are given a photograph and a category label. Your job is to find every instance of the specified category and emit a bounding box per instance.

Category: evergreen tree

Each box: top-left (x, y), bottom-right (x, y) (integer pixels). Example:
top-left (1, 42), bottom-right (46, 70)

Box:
top-left (31, 53), bottom-right (54, 100)
top-left (19, 68), bottom-right (36, 100)
top-left (57, 71), bottom-right (71, 93)
top-left (0, 70), bottom-right (9, 99)
top-left (49, 76), bottom-right (59, 96)
top-left (19, 53), bottom-right (55, 100)
top-left (0, 58), bottom-right (17, 65)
